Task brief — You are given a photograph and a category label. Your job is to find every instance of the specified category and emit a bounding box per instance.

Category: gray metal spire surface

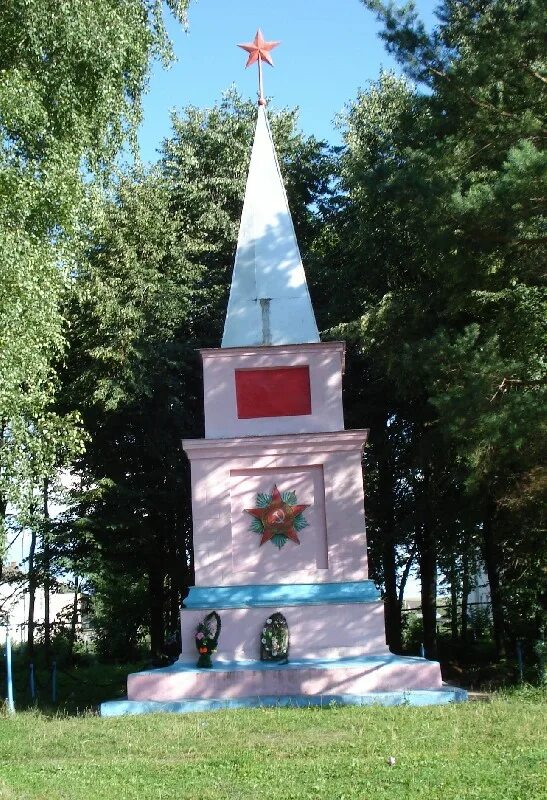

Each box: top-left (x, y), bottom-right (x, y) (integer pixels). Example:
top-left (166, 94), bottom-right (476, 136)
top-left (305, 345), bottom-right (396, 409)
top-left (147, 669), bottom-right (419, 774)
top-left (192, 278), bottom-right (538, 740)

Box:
top-left (221, 106), bottom-right (320, 348)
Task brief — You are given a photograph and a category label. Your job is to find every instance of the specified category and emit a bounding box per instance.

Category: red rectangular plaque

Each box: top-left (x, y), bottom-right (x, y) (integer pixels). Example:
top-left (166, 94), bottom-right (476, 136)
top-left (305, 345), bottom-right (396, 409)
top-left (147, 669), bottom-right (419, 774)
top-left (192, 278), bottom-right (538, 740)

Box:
top-left (235, 366), bottom-right (312, 419)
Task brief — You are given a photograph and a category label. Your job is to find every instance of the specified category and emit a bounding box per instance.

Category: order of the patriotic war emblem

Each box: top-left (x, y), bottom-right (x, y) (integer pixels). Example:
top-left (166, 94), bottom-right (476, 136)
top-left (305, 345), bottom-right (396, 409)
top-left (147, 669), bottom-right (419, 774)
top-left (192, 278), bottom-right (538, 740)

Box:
top-left (245, 485), bottom-right (310, 549)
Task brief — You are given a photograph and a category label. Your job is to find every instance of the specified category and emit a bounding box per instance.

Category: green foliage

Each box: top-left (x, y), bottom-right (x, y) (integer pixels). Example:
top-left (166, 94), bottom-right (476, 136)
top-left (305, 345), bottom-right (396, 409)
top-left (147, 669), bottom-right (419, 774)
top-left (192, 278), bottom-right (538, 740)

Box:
top-left (402, 612), bottom-right (424, 652)
top-left (533, 639), bottom-right (547, 685)
top-left (92, 570), bottom-right (149, 662)
top-left (313, 0), bottom-right (547, 652)
top-left (0, 0), bottom-right (189, 553)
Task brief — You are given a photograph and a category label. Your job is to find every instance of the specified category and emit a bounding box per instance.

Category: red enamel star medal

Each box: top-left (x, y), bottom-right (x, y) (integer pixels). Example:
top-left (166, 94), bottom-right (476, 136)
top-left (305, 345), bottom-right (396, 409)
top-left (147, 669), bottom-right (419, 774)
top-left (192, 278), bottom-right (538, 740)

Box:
top-left (245, 485), bottom-right (310, 549)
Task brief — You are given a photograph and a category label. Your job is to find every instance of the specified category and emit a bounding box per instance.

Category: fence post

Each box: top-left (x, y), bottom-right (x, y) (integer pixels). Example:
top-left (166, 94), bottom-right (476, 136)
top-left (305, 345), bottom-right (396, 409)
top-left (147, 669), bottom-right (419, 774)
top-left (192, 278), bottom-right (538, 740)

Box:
top-left (29, 662), bottom-right (36, 702)
top-left (51, 660), bottom-right (57, 705)
top-left (516, 640), bottom-right (524, 684)
top-left (5, 625), bottom-right (15, 714)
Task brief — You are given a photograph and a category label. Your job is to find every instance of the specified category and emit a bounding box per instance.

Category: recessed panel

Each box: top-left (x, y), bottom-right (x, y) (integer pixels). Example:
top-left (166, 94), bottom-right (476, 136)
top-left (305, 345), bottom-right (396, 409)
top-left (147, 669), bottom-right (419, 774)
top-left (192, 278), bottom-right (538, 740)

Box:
top-left (230, 465), bottom-right (327, 579)
top-left (235, 366), bottom-right (311, 419)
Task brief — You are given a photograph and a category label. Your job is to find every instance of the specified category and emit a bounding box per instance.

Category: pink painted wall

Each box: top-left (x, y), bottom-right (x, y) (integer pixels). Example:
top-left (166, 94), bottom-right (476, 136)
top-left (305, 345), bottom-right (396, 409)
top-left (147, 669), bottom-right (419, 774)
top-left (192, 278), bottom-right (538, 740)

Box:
top-left (180, 602), bottom-right (388, 662)
top-left (230, 465), bottom-right (326, 577)
top-left (201, 342), bottom-right (345, 439)
top-left (182, 431), bottom-right (369, 587)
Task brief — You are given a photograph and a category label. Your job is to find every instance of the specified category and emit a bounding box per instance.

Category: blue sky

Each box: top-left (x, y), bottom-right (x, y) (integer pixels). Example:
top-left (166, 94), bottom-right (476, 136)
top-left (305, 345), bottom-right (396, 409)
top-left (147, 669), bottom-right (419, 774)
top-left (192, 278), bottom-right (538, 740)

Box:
top-left (139, 0), bottom-right (438, 163)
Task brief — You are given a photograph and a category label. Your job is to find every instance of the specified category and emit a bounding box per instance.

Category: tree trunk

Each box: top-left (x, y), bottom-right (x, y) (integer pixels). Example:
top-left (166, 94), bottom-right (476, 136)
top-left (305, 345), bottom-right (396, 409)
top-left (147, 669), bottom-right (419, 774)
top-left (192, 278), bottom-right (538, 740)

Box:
top-left (482, 498), bottom-right (505, 657)
top-left (27, 517), bottom-right (37, 659)
top-left (0, 491), bottom-right (5, 582)
top-left (180, 479), bottom-right (195, 604)
top-left (377, 417), bottom-right (402, 652)
top-left (148, 565), bottom-right (165, 659)
top-left (168, 533), bottom-right (183, 635)
top-left (0, 420), bottom-right (7, 580)
top-left (461, 546), bottom-right (470, 644)
top-left (70, 574), bottom-right (79, 655)
top-left (383, 537), bottom-right (401, 652)
top-left (398, 544), bottom-right (417, 609)
top-left (449, 554), bottom-right (459, 642)
top-left (43, 478), bottom-right (51, 663)
top-left (418, 521), bottom-right (437, 659)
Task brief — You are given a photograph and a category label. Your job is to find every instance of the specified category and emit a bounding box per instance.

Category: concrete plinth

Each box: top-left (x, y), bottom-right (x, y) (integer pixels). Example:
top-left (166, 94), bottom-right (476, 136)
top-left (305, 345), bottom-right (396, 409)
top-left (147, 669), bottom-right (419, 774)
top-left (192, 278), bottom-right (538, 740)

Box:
top-left (99, 655), bottom-right (466, 716)
top-left (126, 655), bottom-right (442, 702)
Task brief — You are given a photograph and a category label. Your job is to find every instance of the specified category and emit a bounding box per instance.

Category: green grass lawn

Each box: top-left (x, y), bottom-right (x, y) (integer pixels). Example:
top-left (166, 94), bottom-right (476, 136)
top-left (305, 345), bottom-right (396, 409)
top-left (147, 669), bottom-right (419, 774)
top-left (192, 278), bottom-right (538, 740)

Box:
top-left (0, 688), bottom-right (545, 800)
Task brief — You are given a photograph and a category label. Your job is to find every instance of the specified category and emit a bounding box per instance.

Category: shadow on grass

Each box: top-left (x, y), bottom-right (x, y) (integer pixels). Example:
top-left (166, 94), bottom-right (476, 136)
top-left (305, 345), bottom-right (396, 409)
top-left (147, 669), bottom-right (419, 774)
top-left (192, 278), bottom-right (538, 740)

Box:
top-left (1, 660), bottom-right (151, 718)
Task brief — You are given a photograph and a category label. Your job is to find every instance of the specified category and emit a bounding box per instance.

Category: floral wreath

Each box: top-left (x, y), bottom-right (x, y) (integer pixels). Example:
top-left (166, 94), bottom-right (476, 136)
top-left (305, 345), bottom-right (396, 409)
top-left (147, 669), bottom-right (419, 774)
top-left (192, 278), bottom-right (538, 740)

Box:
top-left (260, 612), bottom-right (289, 663)
top-left (195, 611), bottom-right (221, 668)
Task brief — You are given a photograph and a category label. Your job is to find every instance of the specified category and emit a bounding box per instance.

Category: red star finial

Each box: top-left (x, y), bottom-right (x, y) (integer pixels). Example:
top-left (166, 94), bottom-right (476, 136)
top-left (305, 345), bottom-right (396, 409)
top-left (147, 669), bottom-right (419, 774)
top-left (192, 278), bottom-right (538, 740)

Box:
top-left (237, 29), bottom-right (280, 106)
top-left (238, 29), bottom-right (280, 68)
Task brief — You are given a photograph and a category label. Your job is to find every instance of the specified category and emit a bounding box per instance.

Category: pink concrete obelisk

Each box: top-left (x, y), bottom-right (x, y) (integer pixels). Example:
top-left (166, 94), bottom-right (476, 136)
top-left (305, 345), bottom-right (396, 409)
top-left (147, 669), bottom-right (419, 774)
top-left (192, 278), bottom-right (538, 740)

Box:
top-left (112, 34), bottom-right (465, 712)
top-left (178, 34), bottom-right (389, 664)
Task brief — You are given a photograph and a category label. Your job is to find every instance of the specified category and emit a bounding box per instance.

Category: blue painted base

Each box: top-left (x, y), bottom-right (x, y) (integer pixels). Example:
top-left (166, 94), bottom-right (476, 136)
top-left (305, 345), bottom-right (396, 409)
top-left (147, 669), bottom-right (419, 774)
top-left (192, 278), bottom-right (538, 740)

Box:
top-left (184, 580), bottom-right (380, 609)
top-left (100, 687), bottom-right (467, 716)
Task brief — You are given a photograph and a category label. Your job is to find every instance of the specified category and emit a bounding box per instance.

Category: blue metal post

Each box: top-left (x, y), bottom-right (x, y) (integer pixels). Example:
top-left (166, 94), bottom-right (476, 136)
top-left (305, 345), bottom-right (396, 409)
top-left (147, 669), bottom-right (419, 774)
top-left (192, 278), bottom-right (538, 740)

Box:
top-left (29, 662), bottom-right (36, 702)
top-left (51, 660), bottom-right (57, 704)
top-left (420, 643), bottom-right (425, 658)
top-left (5, 627), bottom-right (15, 714)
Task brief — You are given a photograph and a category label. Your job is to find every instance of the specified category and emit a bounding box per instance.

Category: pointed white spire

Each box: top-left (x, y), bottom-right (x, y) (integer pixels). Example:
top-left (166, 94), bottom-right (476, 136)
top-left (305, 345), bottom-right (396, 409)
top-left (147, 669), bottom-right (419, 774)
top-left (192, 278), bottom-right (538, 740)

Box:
top-left (221, 106), bottom-right (320, 348)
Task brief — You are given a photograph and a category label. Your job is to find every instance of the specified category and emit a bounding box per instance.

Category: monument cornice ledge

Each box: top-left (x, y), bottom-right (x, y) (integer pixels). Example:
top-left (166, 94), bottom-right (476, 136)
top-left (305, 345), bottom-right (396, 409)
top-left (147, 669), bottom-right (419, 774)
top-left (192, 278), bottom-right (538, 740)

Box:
top-left (182, 429), bottom-right (369, 459)
top-left (184, 580), bottom-right (380, 609)
top-left (200, 341), bottom-right (345, 359)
